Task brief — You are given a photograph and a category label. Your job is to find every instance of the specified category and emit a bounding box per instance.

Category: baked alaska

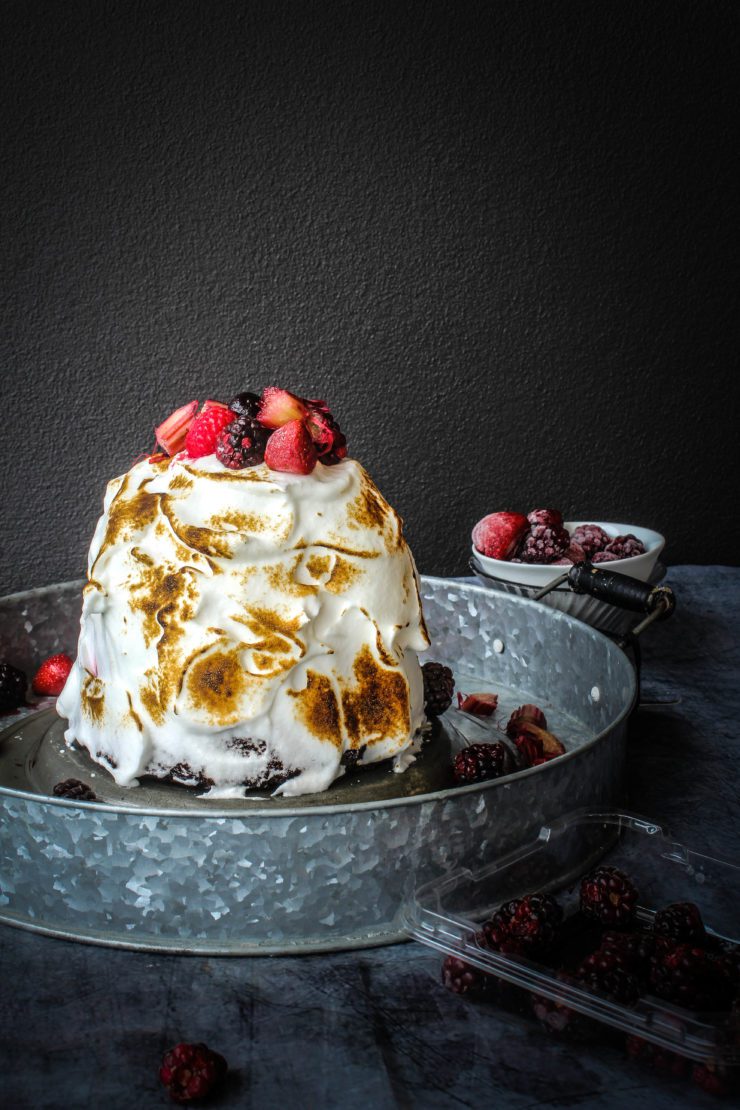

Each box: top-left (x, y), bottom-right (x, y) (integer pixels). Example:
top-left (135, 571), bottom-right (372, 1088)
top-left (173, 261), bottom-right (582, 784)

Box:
top-left (57, 388), bottom-right (451, 798)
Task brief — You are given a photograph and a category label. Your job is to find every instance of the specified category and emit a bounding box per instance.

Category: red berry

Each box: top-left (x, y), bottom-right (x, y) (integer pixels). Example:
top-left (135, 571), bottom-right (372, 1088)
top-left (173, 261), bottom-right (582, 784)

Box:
top-left (592, 550), bottom-right (621, 563)
top-left (159, 1042), bottom-right (227, 1103)
top-left (184, 403), bottom-right (233, 459)
top-left (517, 522), bottom-right (570, 564)
top-left (553, 541), bottom-right (586, 566)
top-left (603, 534), bottom-right (646, 560)
top-left (570, 524), bottom-right (610, 558)
top-left (580, 867), bottom-right (638, 927)
top-left (32, 653), bottom-right (73, 696)
top-left (506, 704), bottom-right (548, 737)
top-left (456, 691), bottom-right (498, 716)
top-left (264, 419), bottom-right (318, 475)
top-left (452, 742), bottom-right (511, 784)
top-left (304, 403), bottom-right (347, 463)
top-left (513, 731), bottom-right (544, 766)
top-left (155, 400), bottom-right (199, 456)
top-left (472, 512), bottom-right (529, 560)
top-left (257, 387), bottom-right (308, 429)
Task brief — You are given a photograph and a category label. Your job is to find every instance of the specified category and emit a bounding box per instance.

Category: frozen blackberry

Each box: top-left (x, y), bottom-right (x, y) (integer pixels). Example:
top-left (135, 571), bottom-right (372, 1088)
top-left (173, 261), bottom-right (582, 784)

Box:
top-left (516, 522), bottom-right (570, 564)
top-left (0, 662), bottom-right (27, 712)
top-left (603, 534), bottom-right (646, 560)
top-left (422, 662), bottom-right (454, 717)
top-left (570, 524), bottom-right (610, 558)
top-left (159, 1042), bottom-right (227, 1103)
top-left (483, 894), bottom-right (563, 956)
top-left (452, 742), bottom-right (510, 785)
top-left (228, 391), bottom-right (261, 419)
top-left (580, 866), bottom-right (638, 927)
top-left (527, 509), bottom-right (563, 528)
top-left (653, 902), bottom-right (706, 944)
top-left (52, 779), bottom-right (97, 802)
top-left (650, 944), bottom-right (735, 1011)
top-left (216, 415), bottom-right (269, 469)
top-left (592, 550), bottom-right (621, 563)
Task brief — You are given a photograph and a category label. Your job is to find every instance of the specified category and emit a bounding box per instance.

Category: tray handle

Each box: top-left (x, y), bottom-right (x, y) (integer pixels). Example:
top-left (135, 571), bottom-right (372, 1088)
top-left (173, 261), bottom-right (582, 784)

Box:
top-left (535, 564), bottom-right (675, 638)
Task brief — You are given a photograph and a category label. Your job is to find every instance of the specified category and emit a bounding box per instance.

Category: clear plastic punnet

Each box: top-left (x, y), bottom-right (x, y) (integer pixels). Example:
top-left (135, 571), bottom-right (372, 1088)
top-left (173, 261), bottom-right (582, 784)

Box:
top-left (404, 810), bottom-right (740, 1070)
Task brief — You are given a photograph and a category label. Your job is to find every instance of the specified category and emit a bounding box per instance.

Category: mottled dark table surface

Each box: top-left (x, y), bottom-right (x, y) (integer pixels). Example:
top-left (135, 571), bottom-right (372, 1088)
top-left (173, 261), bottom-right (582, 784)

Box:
top-left (2, 567), bottom-right (738, 1109)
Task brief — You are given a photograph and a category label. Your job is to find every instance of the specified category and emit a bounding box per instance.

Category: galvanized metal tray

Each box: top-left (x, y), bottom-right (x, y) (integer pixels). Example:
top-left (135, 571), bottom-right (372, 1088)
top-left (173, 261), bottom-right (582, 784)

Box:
top-left (0, 577), bottom-right (636, 954)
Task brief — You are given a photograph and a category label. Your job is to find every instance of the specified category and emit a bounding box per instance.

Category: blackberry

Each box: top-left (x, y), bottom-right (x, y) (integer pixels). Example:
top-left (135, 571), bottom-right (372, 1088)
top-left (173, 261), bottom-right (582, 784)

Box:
top-left (650, 944), bottom-right (735, 1011)
top-left (653, 902), bottom-right (706, 944)
top-left (441, 953), bottom-right (492, 997)
top-left (592, 550), bottom-right (621, 563)
top-left (527, 509), bottom-right (563, 528)
top-left (578, 963), bottom-right (641, 1006)
top-left (52, 779), bottom-right (97, 802)
top-left (216, 415), bottom-right (269, 469)
top-left (421, 661), bottom-right (454, 717)
top-left (0, 662), bottom-right (27, 712)
top-left (452, 742), bottom-right (510, 785)
top-left (159, 1042), bottom-right (227, 1103)
top-left (483, 894), bottom-right (563, 956)
top-left (517, 522), bottom-right (570, 564)
top-left (531, 972), bottom-right (594, 1039)
top-left (580, 866), bottom-right (638, 927)
top-left (570, 524), bottom-right (610, 558)
top-left (600, 930), bottom-right (656, 982)
top-left (603, 534), bottom-right (646, 560)
top-left (228, 391), bottom-right (261, 419)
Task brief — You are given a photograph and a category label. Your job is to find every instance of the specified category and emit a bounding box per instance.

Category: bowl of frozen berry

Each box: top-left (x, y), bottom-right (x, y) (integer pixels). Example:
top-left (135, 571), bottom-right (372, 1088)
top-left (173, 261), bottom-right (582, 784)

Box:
top-left (471, 509), bottom-right (665, 588)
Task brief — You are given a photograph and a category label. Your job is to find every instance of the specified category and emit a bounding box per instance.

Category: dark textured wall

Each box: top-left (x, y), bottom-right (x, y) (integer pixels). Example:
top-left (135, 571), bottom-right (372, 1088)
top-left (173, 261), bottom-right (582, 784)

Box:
top-left (1, 0), bottom-right (738, 595)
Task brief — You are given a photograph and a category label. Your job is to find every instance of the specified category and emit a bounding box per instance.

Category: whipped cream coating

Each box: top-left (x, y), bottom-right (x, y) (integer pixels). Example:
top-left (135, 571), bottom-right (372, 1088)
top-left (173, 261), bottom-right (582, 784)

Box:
top-left (57, 455), bottom-right (430, 797)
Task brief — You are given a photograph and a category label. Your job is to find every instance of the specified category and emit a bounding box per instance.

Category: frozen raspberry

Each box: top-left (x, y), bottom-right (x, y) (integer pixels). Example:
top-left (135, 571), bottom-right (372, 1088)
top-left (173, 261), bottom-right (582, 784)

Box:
top-left (483, 894), bottom-right (563, 956)
top-left (215, 415), bottom-right (269, 469)
top-left (52, 779), bottom-right (97, 801)
top-left (527, 508), bottom-right (563, 528)
top-left (592, 550), bottom-right (621, 563)
top-left (625, 1035), bottom-right (689, 1078)
top-left (580, 866), bottom-right (638, 927)
top-left (441, 953), bottom-right (491, 997)
top-left (422, 662), bottom-right (454, 716)
top-left (228, 391), bottom-right (261, 418)
top-left (653, 902), bottom-right (707, 944)
top-left (0, 662), bottom-right (27, 712)
top-left (516, 522), bottom-right (570, 564)
top-left (603, 534), bottom-right (646, 560)
top-left (472, 511), bottom-right (529, 560)
top-left (570, 524), bottom-right (610, 558)
top-left (457, 691), bottom-right (498, 716)
top-left (184, 403), bottom-right (233, 459)
top-left (506, 704), bottom-right (547, 737)
top-left (650, 944), bottom-right (735, 1011)
top-left (32, 653), bottom-right (73, 696)
top-left (159, 1042), bottom-right (227, 1103)
top-left (264, 419), bottom-right (318, 475)
top-left (554, 541), bottom-right (586, 566)
top-left (452, 742), bottom-right (511, 785)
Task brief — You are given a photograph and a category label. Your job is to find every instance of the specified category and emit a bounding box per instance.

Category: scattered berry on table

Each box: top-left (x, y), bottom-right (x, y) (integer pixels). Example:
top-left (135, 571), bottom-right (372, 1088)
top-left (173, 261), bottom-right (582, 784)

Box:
top-left (580, 866), bottom-right (638, 927)
top-left (421, 662), bottom-right (454, 717)
top-left (0, 662), bottom-right (27, 712)
top-left (570, 524), bottom-right (610, 558)
top-left (52, 779), bottom-right (97, 802)
top-left (32, 653), bottom-right (73, 697)
top-left (452, 742), bottom-right (510, 785)
top-left (603, 534), bottom-right (646, 560)
top-left (184, 403), bottom-right (233, 459)
top-left (653, 902), bottom-right (707, 944)
top-left (456, 691), bottom-right (498, 716)
top-left (263, 418), bottom-right (318, 474)
top-left (159, 1042), bottom-right (227, 1104)
top-left (215, 414), bottom-right (269, 469)
top-left (516, 521), bottom-right (571, 564)
top-left (472, 511), bottom-right (530, 560)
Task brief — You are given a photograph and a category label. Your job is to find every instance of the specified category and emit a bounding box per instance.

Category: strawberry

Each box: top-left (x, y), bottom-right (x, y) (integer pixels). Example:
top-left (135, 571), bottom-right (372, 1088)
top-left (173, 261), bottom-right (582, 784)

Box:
top-left (155, 400), bottom-right (199, 456)
top-left (184, 403), bottom-right (233, 458)
top-left (264, 419), bottom-right (318, 474)
top-left (32, 653), bottom-right (73, 696)
top-left (257, 387), bottom-right (308, 429)
top-left (472, 512), bottom-right (529, 560)
top-left (457, 691), bottom-right (499, 716)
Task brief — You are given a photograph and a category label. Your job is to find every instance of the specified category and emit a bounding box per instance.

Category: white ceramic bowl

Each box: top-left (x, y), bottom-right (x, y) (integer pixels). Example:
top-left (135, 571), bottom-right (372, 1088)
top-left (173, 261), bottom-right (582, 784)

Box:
top-left (472, 520), bottom-right (665, 589)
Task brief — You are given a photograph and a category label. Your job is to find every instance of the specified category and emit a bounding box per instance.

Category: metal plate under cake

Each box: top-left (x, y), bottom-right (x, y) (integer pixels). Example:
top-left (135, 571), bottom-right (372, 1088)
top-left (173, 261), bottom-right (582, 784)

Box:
top-left (0, 576), bottom-right (636, 954)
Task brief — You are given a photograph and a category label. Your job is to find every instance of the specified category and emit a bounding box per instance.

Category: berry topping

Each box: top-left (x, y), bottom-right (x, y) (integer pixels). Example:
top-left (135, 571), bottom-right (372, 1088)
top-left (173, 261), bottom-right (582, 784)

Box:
top-left (603, 534), bottom-right (646, 560)
top-left (441, 953), bottom-right (492, 997)
top-left (257, 387), bottom-right (308, 429)
top-left (472, 512), bottom-right (529, 560)
top-left (483, 894), bottom-right (563, 956)
top-left (0, 662), bottom-right (27, 712)
top-left (516, 521), bottom-right (571, 564)
top-left (52, 779), bottom-right (97, 801)
top-left (456, 691), bottom-right (498, 716)
top-left (228, 391), bottom-right (261, 418)
top-left (32, 653), bottom-right (73, 696)
top-left (506, 704), bottom-right (547, 736)
top-left (592, 550), bottom-right (621, 563)
top-left (527, 509), bottom-right (564, 528)
top-left (183, 403), bottom-right (233, 459)
top-left (421, 661), bottom-right (455, 717)
top-left (215, 414), bottom-right (269, 470)
top-left (155, 400), bottom-right (199, 456)
top-left (580, 866), bottom-right (638, 927)
top-left (263, 419), bottom-right (318, 475)
top-left (650, 944), bottom-right (735, 1011)
top-left (653, 902), bottom-right (707, 944)
top-left (304, 402), bottom-right (347, 464)
top-left (452, 742), bottom-right (511, 784)
top-left (159, 1042), bottom-right (227, 1104)
top-left (570, 524), bottom-right (610, 558)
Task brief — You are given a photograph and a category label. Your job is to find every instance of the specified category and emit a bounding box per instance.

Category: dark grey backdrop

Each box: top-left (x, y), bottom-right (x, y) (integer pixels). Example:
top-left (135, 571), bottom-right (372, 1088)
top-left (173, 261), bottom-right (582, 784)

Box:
top-left (2, 0), bottom-right (739, 595)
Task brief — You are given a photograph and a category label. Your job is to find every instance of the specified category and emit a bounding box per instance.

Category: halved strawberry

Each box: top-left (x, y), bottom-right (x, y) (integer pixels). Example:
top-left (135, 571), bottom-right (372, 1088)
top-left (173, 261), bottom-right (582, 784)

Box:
top-left (155, 400), bottom-right (199, 456)
top-left (257, 387), bottom-right (308, 429)
top-left (32, 653), bottom-right (73, 696)
top-left (184, 404), bottom-right (234, 458)
top-left (472, 511), bottom-right (529, 560)
top-left (264, 419), bottom-right (317, 474)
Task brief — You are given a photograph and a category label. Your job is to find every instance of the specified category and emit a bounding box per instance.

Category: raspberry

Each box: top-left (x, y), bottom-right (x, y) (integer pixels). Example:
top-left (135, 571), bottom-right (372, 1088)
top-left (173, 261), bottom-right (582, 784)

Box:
top-left (580, 866), bottom-right (638, 927)
top-left (527, 508), bottom-right (563, 528)
top-left (603, 534), bottom-right (646, 560)
top-left (570, 524), bottom-right (610, 558)
top-left (506, 704), bottom-right (547, 737)
top-left (650, 944), bottom-right (735, 1011)
top-left (0, 662), bottom-right (27, 712)
top-left (483, 894), bottom-right (563, 956)
top-left (472, 512), bottom-right (529, 560)
top-left (228, 391), bottom-right (261, 419)
top-left (441, 953), bottom-right (491, 997)
top-left (592, 550), bottom-right (621, 563)
top-left (516, 522), bottom-right (570, 564)
top-left (32, 653), bottom-right (73, 696)
top-left (184, 404), bottom-right (233, 459)
top-left (52, 779), bottom-right (97, 801)
top-left (159, 1042), bottom-right (227, 1103)
top-left (625, 1035), bottom-right (689, 1078)
top-left (452, 742), bottom-right (510, 785)
top-left (653, 902), bottom-right (707, 944)
top-left (264, 419), bottom-right (318, 475)
top-left (421, 661), bottom-right (454, 716)
top-left (215, 414), bottom-right (269, 469)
